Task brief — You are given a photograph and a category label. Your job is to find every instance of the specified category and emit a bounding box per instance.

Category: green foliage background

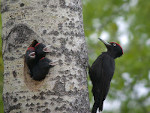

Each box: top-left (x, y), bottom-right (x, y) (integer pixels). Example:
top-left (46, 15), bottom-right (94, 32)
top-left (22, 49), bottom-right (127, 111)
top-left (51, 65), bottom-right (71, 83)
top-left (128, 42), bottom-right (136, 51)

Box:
top-left (0, 0), bottom-right (150, 113)
top-left (83, 0), bottom-right (150, 113)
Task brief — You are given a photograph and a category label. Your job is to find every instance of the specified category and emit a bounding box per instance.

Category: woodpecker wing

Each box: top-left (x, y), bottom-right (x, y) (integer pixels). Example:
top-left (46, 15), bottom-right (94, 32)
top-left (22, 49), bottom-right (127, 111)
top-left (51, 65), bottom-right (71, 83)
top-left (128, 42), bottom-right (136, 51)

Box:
top-left (101, 54), bottom-right (115, 99)
top-left (89, 53), bottom-right (104, 112)
top-left (98, 54), bottom-right (115, 111)
top-left (89, 54), bottom-right (102, 85)
top-left (89, 52), bottom-right (115, 112)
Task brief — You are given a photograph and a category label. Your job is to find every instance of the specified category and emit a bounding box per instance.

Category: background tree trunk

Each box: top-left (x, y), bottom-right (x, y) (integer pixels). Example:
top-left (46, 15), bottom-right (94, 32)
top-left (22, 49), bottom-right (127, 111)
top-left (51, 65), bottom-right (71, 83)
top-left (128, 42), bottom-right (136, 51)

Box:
top-left (1, 0), bottom-right (90, 112)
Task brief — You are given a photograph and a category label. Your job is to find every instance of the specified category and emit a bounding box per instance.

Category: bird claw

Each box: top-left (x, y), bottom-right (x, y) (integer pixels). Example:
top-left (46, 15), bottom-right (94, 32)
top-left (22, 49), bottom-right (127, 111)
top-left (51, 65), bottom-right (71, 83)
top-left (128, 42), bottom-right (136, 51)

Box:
top-left (43, 45), bottom-right (51, 52)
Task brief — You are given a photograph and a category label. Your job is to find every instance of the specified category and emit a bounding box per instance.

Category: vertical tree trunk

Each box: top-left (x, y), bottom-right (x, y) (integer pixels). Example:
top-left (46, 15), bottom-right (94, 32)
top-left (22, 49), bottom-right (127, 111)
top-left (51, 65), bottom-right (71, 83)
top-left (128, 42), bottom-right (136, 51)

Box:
top-left (1, 0), bottom-right (90, 112)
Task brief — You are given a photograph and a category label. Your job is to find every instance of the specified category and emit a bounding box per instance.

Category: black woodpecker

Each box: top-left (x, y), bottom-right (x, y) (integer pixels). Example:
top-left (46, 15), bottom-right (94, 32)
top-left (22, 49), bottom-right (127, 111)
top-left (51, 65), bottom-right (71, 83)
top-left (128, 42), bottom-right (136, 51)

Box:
top-left (34, 43), bottom-right (51, 61)
top-left (31, 57), bottom-right (57, 81)
top-left (25, 47), bottom-right (36, 75)
top-left (89, 38), bottom-right (123, 113)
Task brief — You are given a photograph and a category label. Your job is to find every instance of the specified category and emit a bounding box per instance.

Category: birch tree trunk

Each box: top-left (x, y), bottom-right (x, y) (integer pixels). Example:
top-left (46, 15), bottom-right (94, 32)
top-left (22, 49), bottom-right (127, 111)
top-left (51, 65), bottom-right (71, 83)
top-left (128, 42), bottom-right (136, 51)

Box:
top-left (1, 0), bottom-right (90, 112)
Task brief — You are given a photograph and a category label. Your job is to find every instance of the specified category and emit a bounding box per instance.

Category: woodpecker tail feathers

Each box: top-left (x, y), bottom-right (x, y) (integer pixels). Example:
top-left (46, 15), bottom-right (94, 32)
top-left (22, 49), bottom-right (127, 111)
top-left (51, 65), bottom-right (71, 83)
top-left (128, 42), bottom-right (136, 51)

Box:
top-left (92, 101), bottom-right (99, 113)
top-left (98, 101), bottom-right (104, 112)
top-left (92, 100), bottom-right (103, 113)
top-left (92, 91), bottom-right (104, 113)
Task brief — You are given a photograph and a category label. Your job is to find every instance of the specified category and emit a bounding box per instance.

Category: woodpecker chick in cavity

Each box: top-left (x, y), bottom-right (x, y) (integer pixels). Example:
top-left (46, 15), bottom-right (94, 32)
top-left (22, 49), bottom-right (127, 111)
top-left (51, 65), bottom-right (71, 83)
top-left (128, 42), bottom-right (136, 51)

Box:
top-left (34, 43), bottom-right (51, 61)
top-left (89, 38), bottom-right (123, 113)
top-left (25, 47), bottom-right (36, 75)
top-left (31, 57), bottom-right (58, 81)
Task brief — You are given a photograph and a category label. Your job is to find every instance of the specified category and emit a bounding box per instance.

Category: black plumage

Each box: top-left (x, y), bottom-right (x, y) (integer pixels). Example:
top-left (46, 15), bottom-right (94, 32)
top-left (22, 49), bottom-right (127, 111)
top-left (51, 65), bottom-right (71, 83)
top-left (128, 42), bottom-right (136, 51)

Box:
top-left (34, 43), bottom-right (51, 61)
top-left (89, 38), bottom-right (123, 113)
top-left (25, 42), bottom-right (56, 81)
top-left (25, 47), bottom-right (36, 75)
top-left (31, 57), bottom-right (56, 81)
top-left (34, 43), bottom-right (46, 60)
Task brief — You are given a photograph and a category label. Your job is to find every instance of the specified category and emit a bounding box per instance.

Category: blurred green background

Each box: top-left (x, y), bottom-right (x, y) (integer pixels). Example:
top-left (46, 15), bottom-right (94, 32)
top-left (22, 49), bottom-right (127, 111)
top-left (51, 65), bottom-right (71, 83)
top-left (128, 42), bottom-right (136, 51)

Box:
top-left (83, 0), bottom-right (150, 113)
top-left (0, 0), bottom-right (150, 113)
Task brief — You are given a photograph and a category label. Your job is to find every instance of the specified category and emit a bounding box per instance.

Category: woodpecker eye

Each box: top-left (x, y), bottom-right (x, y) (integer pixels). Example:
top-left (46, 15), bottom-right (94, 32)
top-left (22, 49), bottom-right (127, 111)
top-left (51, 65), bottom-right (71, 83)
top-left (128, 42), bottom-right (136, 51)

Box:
top-left (113, 43), bottom-right (116, 46)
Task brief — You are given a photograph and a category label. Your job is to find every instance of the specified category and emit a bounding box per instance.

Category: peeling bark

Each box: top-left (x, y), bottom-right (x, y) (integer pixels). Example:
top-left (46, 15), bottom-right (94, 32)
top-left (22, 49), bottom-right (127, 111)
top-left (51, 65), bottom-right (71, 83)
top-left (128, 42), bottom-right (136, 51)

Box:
top-left (1, 0), bottom-right (90, 113)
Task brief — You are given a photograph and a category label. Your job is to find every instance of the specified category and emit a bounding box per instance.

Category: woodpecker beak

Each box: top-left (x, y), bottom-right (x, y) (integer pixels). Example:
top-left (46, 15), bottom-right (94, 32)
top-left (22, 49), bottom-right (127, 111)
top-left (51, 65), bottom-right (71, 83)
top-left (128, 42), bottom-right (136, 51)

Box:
top-left (49, 60), bottom-right (59, 66)
top-left (98, 38), bottom-right (111, 46)
top-left (43, 45), bottom-right (51, 52)
top-left (29, 52), bottom-right (35, 58)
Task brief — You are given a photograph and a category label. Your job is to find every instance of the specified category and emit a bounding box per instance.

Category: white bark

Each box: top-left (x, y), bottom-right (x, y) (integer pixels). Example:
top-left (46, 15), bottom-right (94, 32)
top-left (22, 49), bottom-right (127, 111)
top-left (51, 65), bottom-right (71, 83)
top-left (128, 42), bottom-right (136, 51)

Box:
top-left (1, 0), bottom-right (90, 112)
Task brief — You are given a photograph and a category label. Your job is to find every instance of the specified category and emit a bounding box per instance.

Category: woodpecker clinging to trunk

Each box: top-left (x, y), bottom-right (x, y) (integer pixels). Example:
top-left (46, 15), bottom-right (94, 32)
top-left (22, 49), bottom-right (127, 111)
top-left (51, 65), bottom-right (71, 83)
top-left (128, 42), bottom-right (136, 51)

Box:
top-left (25, 47), bottom-right (36, 75)
top-left (89, 38), bottom-right (123, 113)
top-left (31, 57), bottom-right (58, 81)
top-left (34, 43), bottom-right (51, 61)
